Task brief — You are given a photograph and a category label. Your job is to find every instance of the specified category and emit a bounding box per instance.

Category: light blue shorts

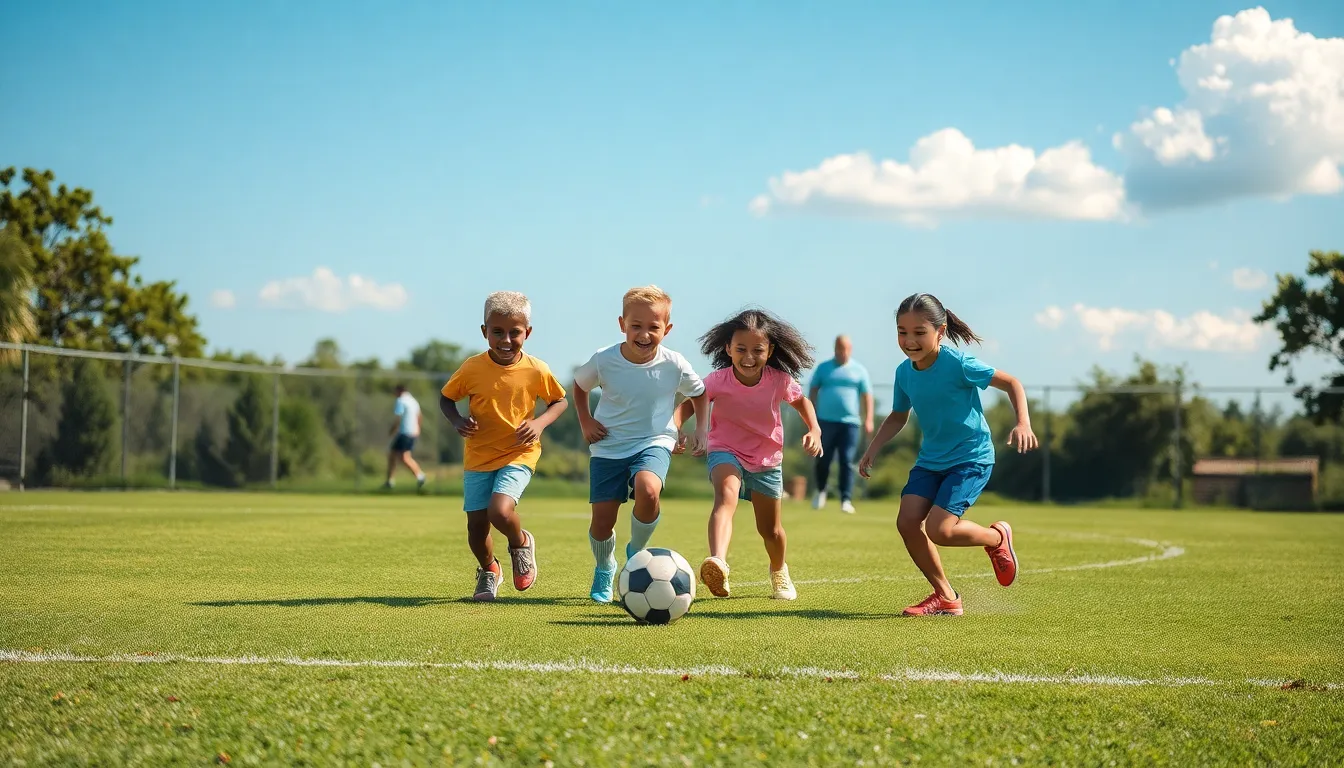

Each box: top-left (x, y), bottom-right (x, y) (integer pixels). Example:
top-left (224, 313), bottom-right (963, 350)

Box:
top-left (463, 464), bottom-right (534, 512)
top-left (707, 451), bottom-right (784, 501)
top-left (589, 446), bottom-right (672, 504)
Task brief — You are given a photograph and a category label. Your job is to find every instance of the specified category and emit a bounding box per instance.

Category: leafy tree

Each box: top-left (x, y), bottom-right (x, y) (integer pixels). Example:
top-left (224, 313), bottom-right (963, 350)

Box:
top-left (0, 167), bottom-right (204, 356)
top-left (277, 397), bottom-right (323, 479)
top-left (0, 224), bottom-right (35, 360)
top-left (401, 339), bottom-right (469, 375)
top-left (223, 375), bottom-right (273, 486)
top-left (42, 359), bottom-right (118, 481)
top-left (1255, 250), bottom-right (1344, 423)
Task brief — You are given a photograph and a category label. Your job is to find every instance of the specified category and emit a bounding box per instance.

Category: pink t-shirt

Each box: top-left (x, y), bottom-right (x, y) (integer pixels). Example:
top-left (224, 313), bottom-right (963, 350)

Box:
top-left (704, 367), bottom-right (804, 472)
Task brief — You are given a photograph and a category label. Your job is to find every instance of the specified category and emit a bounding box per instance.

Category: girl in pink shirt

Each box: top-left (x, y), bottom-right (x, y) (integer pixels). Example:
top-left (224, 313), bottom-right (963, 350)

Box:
top-left (674, 309), bottom-right (822, 600)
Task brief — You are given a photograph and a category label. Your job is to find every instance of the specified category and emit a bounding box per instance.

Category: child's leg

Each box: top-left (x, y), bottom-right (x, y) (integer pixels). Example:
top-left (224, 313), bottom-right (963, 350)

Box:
top-left (400, 451), bottom-right (425, 480)
top-left (465, 509), bottom-right (494, 568)
top-left (896, 494), bottom-right (956, 601)
top-left (627, 448), bottom-right (672, 554)
top-left (707, 462), bottom-right (742, 561)
top-left (922, 464), bottom-right (1002, 549)
top-left (925, 507), bottom-right (1000, 548)
top-left (486, 493), bottom-right (527, 548)
top-left (750, 495), bottom-right (786, 571)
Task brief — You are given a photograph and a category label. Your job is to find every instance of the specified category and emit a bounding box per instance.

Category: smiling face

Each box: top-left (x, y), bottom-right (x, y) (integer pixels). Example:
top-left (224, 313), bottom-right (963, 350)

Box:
top-left (618, 301), bottom-right (672, 364)
top-left (726, 328), bottom-right (773, 385)
top-left (481, 312), bottom-right (531, 365)
top-left (896, 311), bottom-right (944, 369)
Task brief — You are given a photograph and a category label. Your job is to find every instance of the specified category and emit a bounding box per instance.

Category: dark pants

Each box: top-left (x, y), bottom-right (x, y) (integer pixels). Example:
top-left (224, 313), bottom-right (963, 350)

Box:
top-left (815, 420), bottom-right (860, 501)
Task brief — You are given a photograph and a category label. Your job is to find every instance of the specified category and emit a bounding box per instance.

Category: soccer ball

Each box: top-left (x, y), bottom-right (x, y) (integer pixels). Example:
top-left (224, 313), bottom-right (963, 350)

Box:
top-left (619, 547), bottom-right (695, 625)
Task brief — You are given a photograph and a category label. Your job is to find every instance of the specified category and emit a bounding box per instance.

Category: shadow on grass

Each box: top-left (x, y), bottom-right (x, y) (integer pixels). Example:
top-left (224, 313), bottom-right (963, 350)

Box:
top-left (191, 595), bottom-right (594, 608)
top-left (550, 606), bottom-right (903, 626)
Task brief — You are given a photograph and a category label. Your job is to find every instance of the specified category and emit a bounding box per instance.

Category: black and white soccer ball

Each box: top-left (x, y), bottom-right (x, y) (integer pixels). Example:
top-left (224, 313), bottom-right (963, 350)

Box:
top-left (619, 547), bottom-right (695, 625)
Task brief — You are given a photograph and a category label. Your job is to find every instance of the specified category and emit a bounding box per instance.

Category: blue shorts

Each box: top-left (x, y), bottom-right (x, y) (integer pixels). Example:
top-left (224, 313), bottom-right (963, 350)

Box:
top-left (589, 447), bottom-right (672, 504)
top-left (390, 434), bottom-right (416, 453)
top-left (707, 451), bottom-right (784, 501)
top-left (463, 464), bottom-right (533, 512)
top-left (902, 462), bottom-right (993, 517)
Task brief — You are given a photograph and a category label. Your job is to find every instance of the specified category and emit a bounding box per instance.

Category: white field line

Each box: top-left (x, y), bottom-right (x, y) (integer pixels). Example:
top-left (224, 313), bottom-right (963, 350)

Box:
top-left (1, 649), bottom-right (1336, 690)
top-left (736, 535), bottom-right (1185, 588)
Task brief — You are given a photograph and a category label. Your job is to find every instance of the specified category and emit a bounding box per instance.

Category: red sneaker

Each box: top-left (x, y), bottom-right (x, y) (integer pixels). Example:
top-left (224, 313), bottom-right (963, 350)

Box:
top-left (903, 592), bottom-right (963, 616)
top-left (508, 530), bottom-right (537, 591)
top-left (985, 521), bottom-right (1017, 586)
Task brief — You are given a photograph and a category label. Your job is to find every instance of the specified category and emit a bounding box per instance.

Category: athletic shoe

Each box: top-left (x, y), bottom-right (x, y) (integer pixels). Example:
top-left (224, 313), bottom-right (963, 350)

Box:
top-left (590, 566), bottom-right (616, 603)
top-left (986, 521), bottom-right (1018, 587)
top-left (812, 491), bottom-right (828, 510)
top-left (416, 474), bottom-right (427, 490)
top-left (473, 560), bottom-right (501, 602)
top-left (699, 556), bottom-right (730, 597)
top-left (903, 592), bottom-right (962, 616)
top-left (508, 530), bottom-right (537, 591)
top-left (840, 500), bottom-right (856, 514)
top-left (625, 541), bottom-right (638, 561)
top-left (770, 565), bottom-right (797, 600)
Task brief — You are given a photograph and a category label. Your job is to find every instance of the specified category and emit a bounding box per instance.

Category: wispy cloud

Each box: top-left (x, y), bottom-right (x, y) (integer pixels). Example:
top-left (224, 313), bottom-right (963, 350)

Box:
top-left (1037, 303), bottom-right (1263, 353)
top-left (258, 268), bottom-right (409, 312)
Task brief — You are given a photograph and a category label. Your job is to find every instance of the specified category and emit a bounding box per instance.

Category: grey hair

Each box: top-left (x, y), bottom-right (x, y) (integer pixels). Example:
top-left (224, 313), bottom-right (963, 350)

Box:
top-left (483, 291), bottom-right (532, 324)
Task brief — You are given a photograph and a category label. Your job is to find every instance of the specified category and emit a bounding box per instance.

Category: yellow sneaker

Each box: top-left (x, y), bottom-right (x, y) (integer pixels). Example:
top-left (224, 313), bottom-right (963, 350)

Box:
top-left (699, 556), bottom-right (730, 597)
top-left (770, 565), bottom-right (797, 600)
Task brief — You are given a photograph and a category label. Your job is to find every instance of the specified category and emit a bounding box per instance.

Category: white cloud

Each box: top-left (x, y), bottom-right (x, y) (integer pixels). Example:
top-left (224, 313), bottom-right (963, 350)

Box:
top-left (258, 267), bottom-right (409, 312)
top-left (1231, 267), bottom-right (1269, 291)
top-left (209, 289), bottom-right (236, 309)
top-left (1038, 303), bottom-right (1263, 352)
top-left (749, 128), bottom-right (1127, 226)
top-left (1116, 7), bottom-right (1344, 209)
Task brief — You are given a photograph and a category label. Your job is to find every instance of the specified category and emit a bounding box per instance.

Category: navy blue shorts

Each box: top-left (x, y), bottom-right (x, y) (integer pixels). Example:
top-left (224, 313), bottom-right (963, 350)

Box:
top-left (390, 434), bottom-right (416, 453)
top-left (903, 462), bottom-right (993, 517)
top-left (589, 446), bottom-right (672, 504)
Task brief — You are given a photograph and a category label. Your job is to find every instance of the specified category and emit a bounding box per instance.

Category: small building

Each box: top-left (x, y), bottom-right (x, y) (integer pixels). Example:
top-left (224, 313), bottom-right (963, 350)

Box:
top-left (1191, 457), bottom-right (1320, 510)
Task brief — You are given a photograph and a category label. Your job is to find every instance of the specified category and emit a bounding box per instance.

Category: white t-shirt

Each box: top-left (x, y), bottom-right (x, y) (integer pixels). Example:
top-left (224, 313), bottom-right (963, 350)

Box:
top-left (573, 343), bottom-right (706, 460)
top-left (393, 392), bottom-right (421, 437)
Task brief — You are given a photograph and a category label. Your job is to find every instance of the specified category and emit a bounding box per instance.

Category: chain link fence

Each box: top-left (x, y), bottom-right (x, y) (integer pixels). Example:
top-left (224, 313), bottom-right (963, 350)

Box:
top-left (2, 342), bottom-right (1341, 509)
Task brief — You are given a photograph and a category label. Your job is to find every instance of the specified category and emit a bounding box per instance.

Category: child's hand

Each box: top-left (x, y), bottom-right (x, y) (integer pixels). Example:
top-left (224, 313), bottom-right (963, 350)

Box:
top-left (687, 429), bottom-right (709, 457)
top-left (672, 431), bottom-right (688, 454)
top-left (580, 417), bottom-right (608, 444)
top-left (1007, 424), bottom-right (1039, 453)
top-left (515, 419), bottom-right (543, 447)
top-left (801, 429), bottom-right (823, 458)
top-left (455, 417), bottom-right (480, 439)
top-left (858, 451), bottom-right (877, 478)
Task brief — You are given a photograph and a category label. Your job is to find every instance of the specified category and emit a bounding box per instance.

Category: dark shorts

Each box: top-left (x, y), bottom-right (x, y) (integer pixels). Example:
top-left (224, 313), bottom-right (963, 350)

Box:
top-left (390, 434), bottom-right (416, 453)
top-left (589, 446), bottom-right (672, 504)
top-left (903, 462), bottom-right (993, 517)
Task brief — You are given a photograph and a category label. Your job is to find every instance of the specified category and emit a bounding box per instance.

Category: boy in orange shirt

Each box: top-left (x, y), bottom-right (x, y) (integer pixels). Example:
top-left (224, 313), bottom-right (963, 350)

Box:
top-left (440, 291), bottom-right (569, 602)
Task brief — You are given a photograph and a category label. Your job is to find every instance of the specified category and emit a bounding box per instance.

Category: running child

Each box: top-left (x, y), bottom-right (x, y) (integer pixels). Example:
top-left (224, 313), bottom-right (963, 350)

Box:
top-left (440, 291), bottom-right (568, 602)
top-left (674, 308), bottom-right (823, 601)
top-left (858, 293), bottom-right (1036, 616)
top-left (572, 285), bottom-right (710, 604)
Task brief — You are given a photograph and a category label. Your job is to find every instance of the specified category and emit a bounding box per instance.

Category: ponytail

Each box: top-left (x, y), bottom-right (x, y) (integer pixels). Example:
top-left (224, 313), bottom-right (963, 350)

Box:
top-left (896, 293), bottom-right (982, 346)
top-left (943, 309), bottom-right (983, 346)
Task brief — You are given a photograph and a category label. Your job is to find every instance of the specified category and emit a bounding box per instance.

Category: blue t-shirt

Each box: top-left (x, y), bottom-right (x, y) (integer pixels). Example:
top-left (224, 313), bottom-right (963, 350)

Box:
top-left (808, 359), bottom-right (871, 425)
top-left (891, 346), bottom-right (996, 471)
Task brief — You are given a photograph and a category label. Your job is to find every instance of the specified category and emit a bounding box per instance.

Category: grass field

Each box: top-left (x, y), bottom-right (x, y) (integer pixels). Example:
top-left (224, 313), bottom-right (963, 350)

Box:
top-left (2, 492), bottom-right (1342, 766)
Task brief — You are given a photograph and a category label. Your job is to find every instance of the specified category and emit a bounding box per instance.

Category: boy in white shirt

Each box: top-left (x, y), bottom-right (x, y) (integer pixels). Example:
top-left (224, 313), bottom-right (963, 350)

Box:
top-left (572, 285), bottom-right (709, 603)
top-left (385, 384), bottom-right (427, 490)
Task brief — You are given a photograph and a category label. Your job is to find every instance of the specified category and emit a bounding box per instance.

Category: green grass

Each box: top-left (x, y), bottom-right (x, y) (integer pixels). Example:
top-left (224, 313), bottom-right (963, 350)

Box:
top-left (2, 492), bottom-right (1342, 765)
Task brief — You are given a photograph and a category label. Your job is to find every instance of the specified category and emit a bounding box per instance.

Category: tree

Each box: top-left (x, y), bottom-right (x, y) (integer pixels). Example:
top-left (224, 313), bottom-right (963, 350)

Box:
top-left (0, 168), bottom-right (204, 356)
top-left (42, 359), bottom-right (118, 481)
top-left (223, 375), bottom-right (273, 486)
top-left (0, 224), bottom-right (35, 361)
top-left (1255, 250), bottom-right (1344, 423)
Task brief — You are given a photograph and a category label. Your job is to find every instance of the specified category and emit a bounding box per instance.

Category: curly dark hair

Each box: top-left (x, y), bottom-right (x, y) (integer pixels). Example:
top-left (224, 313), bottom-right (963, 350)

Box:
top-left (698, 307), bottom-right (815, 379)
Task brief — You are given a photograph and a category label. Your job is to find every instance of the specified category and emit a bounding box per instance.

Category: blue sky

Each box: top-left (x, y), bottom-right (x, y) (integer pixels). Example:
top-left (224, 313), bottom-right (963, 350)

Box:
top-left (4, 1), bottom-right (1342, 408)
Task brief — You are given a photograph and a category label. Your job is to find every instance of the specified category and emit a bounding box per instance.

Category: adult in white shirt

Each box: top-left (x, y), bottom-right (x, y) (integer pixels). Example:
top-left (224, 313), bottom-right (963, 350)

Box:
top-left (385, 384), bottom-right (427, 490)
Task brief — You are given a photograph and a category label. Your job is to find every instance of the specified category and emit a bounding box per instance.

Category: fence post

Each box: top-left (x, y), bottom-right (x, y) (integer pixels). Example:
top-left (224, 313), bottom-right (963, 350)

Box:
top-left (270, 373), bottom-right (280, 489)
top-left (169, 359), bottom-right (180, 489)
top-left (1042, 386), bottom-right (1052, 504)
top-left (121, 359), bottom-right (131, 482)
top-left (1253, 389), bottom-right (1262, 474)
top-left (19, 350), bottom-right (29, 491)
top-left (1172, 382), bottom-right (1183, 509)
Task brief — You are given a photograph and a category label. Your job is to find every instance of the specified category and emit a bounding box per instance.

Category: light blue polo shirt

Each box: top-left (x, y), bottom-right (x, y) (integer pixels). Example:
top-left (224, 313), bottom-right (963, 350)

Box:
top-left (808, 359), bottom-right (871, 425)
top-left (891, 345), bottom-right (996, 471)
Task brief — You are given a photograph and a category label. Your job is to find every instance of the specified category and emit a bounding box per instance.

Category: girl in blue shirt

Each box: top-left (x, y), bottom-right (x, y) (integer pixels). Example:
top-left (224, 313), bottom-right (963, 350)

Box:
top-left (859, 293), bottom-right (1038, 616)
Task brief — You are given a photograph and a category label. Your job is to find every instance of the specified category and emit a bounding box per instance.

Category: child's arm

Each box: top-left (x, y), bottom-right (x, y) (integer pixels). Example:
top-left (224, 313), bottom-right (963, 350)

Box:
top-left (787, 396), bottom-right (823, 458)
top-left (571, 382), bottom-right (608, 444)
top-left (516, 398), bottom-right (569, 447)
top-left (686, 392), bottom-right (710, 456)
top-left (672, 399), bottom-right (695, 454)
top-left (989, 370), bottom-right (1038, 452)
top-left (439, 394), bottom-right (479, 438)
top-left (858, 411), bottom-right (909, 478)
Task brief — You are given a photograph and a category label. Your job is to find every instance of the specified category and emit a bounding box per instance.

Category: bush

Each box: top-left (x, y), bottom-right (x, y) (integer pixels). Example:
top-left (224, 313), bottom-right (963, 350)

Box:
top-left (41, 360), bottom-right (118, 482)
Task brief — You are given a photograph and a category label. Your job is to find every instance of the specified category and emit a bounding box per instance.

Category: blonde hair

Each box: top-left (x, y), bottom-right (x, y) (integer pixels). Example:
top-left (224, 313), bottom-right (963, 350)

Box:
top-left (622, 285), bottom-right (672, 315)
top-left (483, 290), bottom-right (532, 324)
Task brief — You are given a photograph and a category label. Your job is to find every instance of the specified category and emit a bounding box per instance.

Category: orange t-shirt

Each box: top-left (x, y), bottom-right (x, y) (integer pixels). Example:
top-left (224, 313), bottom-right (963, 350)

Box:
top-left (440, 353), bottom-right (567, 472)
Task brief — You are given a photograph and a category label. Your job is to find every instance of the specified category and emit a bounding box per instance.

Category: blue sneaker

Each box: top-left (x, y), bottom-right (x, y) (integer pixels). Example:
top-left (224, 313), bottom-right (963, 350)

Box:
top-left (590, 566), bottom-right (616, 603)
top-left (626, 542), bottom-right (638, 561)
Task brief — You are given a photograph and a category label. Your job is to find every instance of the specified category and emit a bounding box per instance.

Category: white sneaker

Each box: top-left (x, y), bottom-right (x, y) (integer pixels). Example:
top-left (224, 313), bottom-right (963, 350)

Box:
top-left (812, 491), bottom-right (828, 510)
top-left (770, 565), bottom-right (797, 600)
top-left (840, 500), bottom-right (856, 514)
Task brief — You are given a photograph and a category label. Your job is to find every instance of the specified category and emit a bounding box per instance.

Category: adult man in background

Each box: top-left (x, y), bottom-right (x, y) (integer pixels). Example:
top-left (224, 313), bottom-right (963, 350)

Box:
top-left (809, 335), bottom-right (873, 513)
top-left (385, 384), bottom-right (427, 490)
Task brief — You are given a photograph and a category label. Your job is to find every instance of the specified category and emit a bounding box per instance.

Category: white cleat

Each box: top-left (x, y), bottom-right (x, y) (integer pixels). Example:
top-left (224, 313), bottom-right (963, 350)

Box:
top-left (840, 500), bottom-right (856, 514)
top-left (812, 491), bottom-right (828, 510)
top-left (770, 565), bottom-right (797, 600)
